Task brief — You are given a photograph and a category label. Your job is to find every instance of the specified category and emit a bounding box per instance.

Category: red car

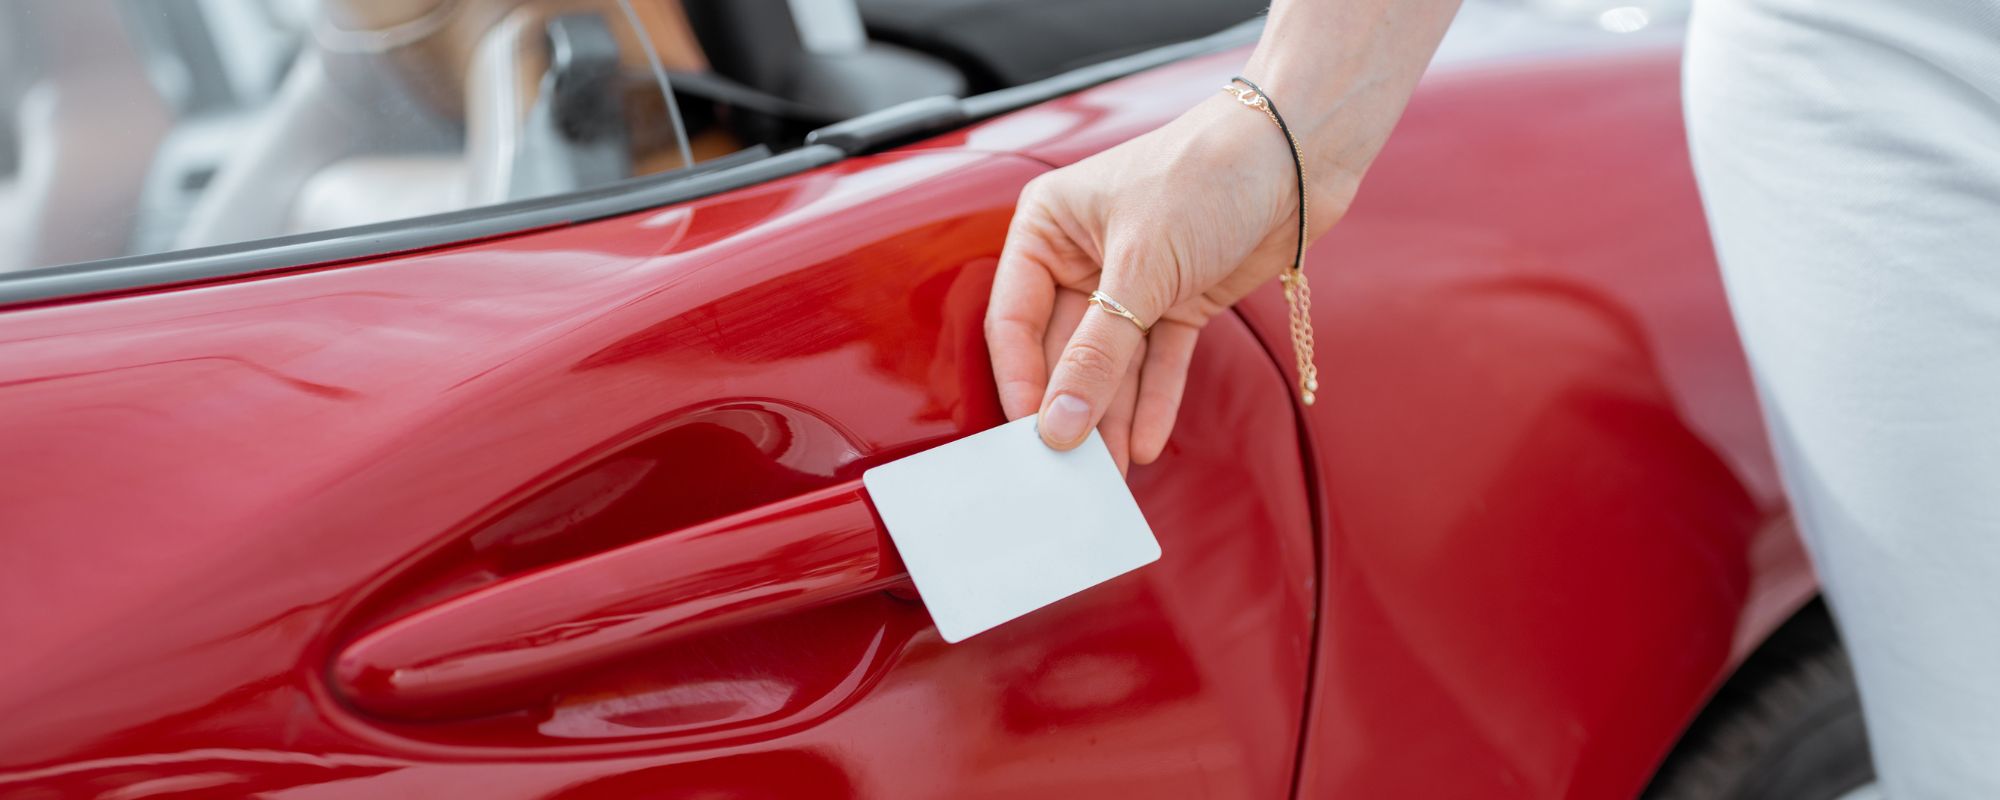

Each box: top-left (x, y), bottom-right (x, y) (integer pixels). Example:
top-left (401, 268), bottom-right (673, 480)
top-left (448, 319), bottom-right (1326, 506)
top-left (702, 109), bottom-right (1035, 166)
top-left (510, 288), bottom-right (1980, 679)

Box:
top-left (0, 1), bottom-right (1872, 797)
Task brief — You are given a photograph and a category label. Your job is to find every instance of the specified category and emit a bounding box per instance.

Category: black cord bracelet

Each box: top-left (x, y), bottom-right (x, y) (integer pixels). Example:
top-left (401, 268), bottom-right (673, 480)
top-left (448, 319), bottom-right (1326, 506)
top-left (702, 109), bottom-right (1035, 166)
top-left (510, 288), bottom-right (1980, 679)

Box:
top-left (1230, 76), bottom-right (1308, 274)
top-left (1223, 76), bottom-right (1321, 404)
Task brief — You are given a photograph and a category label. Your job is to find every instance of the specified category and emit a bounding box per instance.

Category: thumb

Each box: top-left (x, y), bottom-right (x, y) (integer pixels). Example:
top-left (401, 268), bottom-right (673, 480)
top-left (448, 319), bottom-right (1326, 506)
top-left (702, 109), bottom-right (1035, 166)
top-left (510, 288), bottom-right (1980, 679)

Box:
top-left (1038, 282), bottom-right (1155, 450)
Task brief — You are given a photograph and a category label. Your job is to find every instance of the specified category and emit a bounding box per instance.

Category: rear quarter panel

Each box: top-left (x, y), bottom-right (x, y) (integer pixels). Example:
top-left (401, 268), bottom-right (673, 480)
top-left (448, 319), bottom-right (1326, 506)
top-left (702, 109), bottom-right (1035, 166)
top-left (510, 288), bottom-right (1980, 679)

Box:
top-left (952, 44), bottom-right (1817, 797)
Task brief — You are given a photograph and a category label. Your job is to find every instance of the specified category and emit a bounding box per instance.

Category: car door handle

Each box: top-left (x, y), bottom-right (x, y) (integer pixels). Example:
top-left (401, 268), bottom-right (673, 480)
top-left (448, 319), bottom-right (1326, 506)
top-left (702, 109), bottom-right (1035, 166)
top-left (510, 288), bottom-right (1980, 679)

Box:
top-left (330, 478), bottom-right (904, 720)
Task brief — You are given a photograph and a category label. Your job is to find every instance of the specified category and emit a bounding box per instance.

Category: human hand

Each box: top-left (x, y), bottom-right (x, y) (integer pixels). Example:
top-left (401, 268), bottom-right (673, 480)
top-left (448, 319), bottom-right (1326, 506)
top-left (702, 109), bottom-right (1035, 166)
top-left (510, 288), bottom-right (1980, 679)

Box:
top-left (984, 93), bottom-right (1356, 472)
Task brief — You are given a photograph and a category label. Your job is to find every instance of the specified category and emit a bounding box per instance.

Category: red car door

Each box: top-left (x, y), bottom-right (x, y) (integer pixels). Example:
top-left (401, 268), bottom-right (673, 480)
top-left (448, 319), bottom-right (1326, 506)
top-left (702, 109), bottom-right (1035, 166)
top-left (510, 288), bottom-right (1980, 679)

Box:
top-left (0, 134), bottom-right (1317, 795)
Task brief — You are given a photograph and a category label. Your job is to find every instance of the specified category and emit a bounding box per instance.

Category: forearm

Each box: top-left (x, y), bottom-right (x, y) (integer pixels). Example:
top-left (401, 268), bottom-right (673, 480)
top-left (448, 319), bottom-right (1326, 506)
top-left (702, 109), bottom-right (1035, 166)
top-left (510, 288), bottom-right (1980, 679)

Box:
top-left (1240, 0), bottom-right (1463, 230)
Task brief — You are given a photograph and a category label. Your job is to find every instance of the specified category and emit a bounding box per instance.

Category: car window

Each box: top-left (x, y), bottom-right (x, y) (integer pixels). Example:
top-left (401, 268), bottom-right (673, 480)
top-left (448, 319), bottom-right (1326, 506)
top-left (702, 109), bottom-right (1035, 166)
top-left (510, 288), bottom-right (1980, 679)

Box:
top-left (0, 0), bottom-right (723, 275)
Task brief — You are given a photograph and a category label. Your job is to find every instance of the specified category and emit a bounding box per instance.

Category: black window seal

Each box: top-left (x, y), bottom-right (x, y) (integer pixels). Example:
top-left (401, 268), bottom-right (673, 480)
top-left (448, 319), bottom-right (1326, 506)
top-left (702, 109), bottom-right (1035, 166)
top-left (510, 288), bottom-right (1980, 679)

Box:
top-left (0, 17), bottom-right (1263, 310)
top-left (0, 146), bottom-right (818, 309)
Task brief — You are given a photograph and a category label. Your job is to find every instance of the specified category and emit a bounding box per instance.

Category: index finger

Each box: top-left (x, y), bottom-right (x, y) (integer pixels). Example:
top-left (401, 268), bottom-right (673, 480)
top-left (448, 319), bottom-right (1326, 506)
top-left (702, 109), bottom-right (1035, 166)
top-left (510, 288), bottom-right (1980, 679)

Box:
top-left (984, 232), bottom-right (1059, 420)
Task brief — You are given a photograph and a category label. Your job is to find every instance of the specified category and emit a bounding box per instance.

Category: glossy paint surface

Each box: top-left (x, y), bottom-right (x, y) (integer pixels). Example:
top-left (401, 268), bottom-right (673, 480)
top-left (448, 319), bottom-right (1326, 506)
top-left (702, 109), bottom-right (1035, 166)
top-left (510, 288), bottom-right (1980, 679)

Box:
top-left (0, 39), bottom-right (1809, 800)
top-left (1279, 52), bottom-right (1811, 799)
top-left (0, 145), bottom-right (1316, 796)
top-left (949, 43), bottom-right (1814, 797)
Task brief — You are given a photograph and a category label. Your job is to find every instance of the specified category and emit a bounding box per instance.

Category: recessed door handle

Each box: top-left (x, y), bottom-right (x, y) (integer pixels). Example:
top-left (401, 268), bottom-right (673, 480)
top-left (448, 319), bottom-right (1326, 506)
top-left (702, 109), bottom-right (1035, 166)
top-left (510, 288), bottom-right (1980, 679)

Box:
top-left (330, 478), bottom-right (902, 720)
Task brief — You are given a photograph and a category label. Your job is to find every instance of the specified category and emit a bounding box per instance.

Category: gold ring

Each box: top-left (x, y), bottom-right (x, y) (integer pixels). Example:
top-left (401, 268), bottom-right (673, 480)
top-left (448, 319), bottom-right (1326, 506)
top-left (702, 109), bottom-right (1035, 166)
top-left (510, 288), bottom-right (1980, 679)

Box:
top-left (1088, 290), bottom-right (1151, 335)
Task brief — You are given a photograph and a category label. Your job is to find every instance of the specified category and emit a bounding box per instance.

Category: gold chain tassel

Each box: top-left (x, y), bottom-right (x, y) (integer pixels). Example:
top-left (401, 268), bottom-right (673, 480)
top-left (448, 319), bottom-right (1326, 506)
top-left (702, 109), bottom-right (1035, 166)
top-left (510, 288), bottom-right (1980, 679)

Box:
top-left (1281, 270), bottom-right (1319, 405)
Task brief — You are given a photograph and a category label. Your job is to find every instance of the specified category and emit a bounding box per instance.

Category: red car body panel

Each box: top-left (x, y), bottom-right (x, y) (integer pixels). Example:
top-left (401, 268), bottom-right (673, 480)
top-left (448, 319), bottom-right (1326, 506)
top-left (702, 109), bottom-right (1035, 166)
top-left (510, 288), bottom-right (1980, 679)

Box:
top-left (1265, 52), bottom-right (1813, 799)
top-left (954, 45), bottom-right (1815, 797)
top-left (0, 41), bottom-right (1812, 799)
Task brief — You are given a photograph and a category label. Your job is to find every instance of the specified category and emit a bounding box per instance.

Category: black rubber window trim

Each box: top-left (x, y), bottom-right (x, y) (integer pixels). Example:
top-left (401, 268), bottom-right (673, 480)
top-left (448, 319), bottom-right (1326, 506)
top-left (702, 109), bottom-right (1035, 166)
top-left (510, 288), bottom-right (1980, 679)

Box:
top-left (0, 18), bottom-right (1263, 309)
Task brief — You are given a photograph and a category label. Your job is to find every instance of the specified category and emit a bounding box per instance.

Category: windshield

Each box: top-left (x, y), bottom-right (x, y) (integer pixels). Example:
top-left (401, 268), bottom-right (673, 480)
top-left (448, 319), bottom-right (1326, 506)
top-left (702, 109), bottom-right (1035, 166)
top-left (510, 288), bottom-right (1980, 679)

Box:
top-left (0, 0), bottom-right (717, 275)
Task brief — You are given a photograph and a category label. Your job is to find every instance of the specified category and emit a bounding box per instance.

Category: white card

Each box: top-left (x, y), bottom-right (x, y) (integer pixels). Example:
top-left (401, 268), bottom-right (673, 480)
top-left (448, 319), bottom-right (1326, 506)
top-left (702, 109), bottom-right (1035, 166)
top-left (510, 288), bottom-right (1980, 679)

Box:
top-left (863, 416), bottom-right (1161, 643)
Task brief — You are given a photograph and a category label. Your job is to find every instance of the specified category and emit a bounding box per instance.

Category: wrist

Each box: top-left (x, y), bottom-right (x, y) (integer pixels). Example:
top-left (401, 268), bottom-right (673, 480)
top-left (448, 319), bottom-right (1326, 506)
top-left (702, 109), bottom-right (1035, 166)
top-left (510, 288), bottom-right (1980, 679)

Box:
top-left (1186, 87), bottom-right (1358, 244)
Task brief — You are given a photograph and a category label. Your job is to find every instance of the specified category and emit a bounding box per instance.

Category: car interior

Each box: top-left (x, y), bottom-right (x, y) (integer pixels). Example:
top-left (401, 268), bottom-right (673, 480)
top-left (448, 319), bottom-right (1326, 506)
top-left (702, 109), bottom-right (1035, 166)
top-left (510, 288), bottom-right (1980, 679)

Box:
top-left (0, 0), bottom-right (1265, 276)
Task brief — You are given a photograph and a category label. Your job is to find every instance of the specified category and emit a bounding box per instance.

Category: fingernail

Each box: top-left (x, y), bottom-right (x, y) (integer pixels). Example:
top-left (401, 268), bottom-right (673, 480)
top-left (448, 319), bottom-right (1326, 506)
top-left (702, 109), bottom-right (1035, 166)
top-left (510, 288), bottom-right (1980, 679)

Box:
top-left (1039, 394), bottom-right (1091, 447)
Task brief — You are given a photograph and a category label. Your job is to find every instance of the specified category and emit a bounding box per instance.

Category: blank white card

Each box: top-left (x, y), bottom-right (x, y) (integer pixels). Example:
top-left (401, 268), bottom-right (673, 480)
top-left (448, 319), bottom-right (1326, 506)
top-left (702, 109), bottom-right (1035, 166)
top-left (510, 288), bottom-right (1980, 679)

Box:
top-left (863, 416), bottom-right (1161, 643)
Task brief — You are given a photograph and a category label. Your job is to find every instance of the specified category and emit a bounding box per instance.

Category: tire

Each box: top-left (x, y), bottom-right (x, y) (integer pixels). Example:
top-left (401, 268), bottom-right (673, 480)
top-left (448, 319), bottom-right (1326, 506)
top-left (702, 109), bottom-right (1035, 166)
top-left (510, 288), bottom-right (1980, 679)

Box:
top-left (1645, 601), bottom-right (1877, 800)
